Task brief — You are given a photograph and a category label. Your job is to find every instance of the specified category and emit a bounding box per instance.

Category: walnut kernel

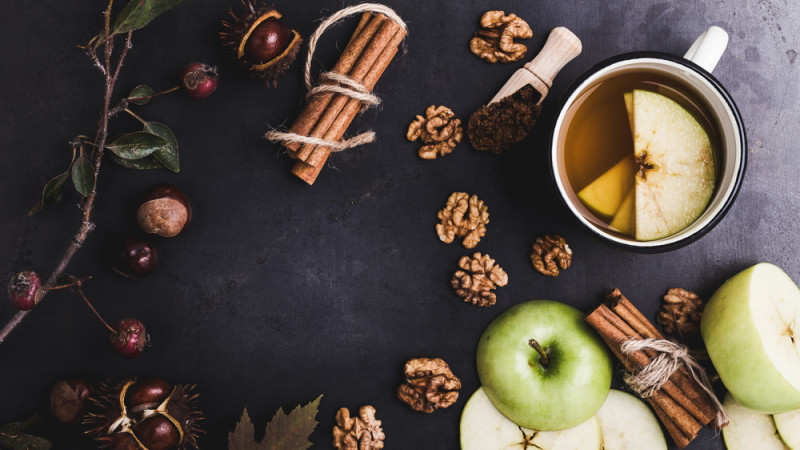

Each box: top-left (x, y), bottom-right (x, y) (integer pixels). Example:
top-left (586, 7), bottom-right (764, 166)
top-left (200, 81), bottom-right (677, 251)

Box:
top-left (436, 192), bottom-right (489, 249)
top-left (451, 253), bottom-right (508, 307)
top-left (397, 357), bottom-right (461, 413)
top-left (657, 288), bottom-right (705, 335)
top-left (407, 105), bottom-right (463, 159)
top-left (530, 234), bottom-right (572, 277)
top-left (332, 405), bottom-right (385, 450)
top-left (470, 11), bottom-right (533, 63)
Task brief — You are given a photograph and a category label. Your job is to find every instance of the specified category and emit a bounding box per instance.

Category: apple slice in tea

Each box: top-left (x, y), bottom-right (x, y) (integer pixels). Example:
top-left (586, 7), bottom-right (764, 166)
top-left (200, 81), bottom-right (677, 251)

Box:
top-left (577, 154), bottom-right (635, 218)
top-left (609, 188), bottom-right (635, 236)
top-left (721, 393), bottom-right (789, 450)
top-left (460, 387), bottom-right (602, 450)
top-left (632, 89), bottom-right (716, 240)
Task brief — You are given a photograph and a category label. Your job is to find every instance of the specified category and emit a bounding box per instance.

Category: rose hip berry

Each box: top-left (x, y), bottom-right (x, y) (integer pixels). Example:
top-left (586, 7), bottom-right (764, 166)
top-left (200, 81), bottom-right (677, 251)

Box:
top-left (179, 62), bottom-right (219, 99)
top-left (7, 270), bottom-right (43, 310)
top-left (50, 379), bottom-right (92, 423)
top-left (245, 17), bottom-right (292, 62)
top-left (110, 318), bottom-right (149, 358)
top-left (137, 184), bottom-right (192, 238)
top-left (110, 234), bottom-right (158, 279)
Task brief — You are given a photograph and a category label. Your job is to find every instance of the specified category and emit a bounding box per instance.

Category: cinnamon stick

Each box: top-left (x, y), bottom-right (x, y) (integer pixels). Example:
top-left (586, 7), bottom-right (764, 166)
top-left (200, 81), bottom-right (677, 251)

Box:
top-left (293, 24), bottom-right (406, 183)
top-left (285, 12), bottom-right (383, 155)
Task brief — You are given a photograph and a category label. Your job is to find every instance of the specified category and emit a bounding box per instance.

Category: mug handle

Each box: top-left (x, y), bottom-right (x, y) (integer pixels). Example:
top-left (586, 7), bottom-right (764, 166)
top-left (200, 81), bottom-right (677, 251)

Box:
top-left (683, 26), bottom-right (729, 73)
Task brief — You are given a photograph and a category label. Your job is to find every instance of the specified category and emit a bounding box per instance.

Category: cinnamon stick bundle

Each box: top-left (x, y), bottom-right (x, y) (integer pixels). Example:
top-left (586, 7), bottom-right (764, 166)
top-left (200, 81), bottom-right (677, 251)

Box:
top-left (585, 289), bottom-right (726, 449)
top-left (280, 11), bottom-right (406, 184)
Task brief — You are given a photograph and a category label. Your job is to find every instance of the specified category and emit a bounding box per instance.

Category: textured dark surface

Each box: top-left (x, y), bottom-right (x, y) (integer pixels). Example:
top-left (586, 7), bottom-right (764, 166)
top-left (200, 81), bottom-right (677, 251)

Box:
top-left (0, 0), bottom-right (798, 448)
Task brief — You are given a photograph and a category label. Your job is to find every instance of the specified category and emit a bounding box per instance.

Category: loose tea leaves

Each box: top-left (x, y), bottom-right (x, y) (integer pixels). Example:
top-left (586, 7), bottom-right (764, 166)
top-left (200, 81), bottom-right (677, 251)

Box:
top-left (467, 85), bottom-right (542, 154)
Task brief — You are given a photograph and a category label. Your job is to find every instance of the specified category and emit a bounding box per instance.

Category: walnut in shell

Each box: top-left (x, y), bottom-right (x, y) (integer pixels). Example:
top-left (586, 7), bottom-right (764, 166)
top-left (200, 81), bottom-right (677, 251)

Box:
top-left (333, 405), bottom-right (385, 450)
top-left (397, 357), bottom-right (461, 413)
top-left (470, 11), bottom-right (533, 63)
top-left (407, 105), bottom-right (463, 159)
top-left (451, 253), bottom-right (508, 307)
top-left (436, 192), bottom-right (489, 249)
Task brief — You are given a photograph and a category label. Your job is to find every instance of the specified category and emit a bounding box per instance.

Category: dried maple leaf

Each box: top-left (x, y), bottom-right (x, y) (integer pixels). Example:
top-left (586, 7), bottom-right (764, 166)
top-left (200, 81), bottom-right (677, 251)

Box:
top-left (228, 395), bottom-right (322, 450)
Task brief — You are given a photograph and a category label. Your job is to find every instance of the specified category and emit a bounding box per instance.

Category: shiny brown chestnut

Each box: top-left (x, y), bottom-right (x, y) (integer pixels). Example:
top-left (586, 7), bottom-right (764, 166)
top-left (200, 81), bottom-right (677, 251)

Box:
top-left (50, 378), bottom-right (92, 423)
top-left (137, 184), bottom-right (192, 238)
top-left (133, 415), bottom-right (181, 450)
top-left (126, 378), bottom-right (172, 413)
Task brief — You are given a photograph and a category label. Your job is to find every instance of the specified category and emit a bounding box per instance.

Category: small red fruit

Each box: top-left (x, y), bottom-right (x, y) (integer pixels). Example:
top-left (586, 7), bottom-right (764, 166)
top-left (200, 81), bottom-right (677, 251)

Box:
top-left (110, 235), bottom-right (158, 279)
top-left (245, 17), bottom-right (292, 62)
top-left (7, 270), bottom-right (42, 310)
top-left (137, 184), bottom-right (192, 238)
top-left (179, 62), bottom-right (219, 99)
top-left (110, 318), bottom-right (149, 358)
top-left (50, 379), bottom-right (92, 423)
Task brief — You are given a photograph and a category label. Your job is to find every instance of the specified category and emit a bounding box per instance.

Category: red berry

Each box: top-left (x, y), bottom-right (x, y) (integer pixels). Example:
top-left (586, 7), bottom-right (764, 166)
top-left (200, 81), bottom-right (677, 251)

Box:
top-left (179, 63), bottom-right (218, 99)
top-left (245, 17), bottom-right (292, 62)
top-left (110, 318), bottom-right (149, 358)
top-left (7, 270), bottom-right (42, 310)
top-left (110, 235), bottom-right (158, 279)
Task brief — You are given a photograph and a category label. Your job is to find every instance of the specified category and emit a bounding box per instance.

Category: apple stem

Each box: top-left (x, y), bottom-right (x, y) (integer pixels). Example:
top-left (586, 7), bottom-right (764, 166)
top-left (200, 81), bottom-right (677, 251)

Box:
top-left (528, 339), bottom-right (549, 367)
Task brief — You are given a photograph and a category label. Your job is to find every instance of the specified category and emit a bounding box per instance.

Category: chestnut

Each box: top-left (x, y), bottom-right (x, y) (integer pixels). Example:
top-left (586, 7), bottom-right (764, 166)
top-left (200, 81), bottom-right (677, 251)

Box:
top-left (137, 184), bottom-right (192, 238)
top-left (245, 17), bottom-right (292, 62)
top-left (134, 415), bottom-right (181, 450)
top-left (126, 378), bottom-right (172, 413)
top-left (110, 234), bottom-right (159, 279)
top-left (50, 378), bottom-right (92, 423)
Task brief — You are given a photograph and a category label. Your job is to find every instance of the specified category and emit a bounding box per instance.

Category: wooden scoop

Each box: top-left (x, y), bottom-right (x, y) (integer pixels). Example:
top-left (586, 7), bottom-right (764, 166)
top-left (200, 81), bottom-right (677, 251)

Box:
top-left (490, 27), bottom-right (582, 105)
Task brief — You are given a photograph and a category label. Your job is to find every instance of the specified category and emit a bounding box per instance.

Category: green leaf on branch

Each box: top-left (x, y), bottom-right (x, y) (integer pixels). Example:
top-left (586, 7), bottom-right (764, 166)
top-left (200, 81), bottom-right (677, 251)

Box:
top-left (109, 152), bottom-right (165, 170)
top-left (106, 131), bottom-right (169, 160)
top-left (228, 395), bottom-right (322, 450)
top-left (143, 122), bottom-right (180, 172)
top-left (112, 0), bottom-right (188, 35)
top-left (71, 154), bottom-right (94, 197)
top-left (129, 84), bottom-right (154, 105)
top-left (28, 171), bottom-right (71, 217)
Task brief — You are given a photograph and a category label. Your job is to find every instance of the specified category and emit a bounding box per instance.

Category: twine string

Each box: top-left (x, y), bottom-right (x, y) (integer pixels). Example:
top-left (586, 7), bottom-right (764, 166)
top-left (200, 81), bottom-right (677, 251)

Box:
top-left (265, 3), bottom-right (407, 153)
top-left (621, 338), bottom-right (729, 429)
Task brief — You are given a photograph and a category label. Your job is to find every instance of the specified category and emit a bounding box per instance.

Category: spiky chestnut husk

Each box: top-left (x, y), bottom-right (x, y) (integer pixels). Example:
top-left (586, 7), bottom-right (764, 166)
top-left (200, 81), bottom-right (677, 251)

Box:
top-left (84, 379), bottom-right (203, 450)
top-left (220, 1), bottom-right (302, 86)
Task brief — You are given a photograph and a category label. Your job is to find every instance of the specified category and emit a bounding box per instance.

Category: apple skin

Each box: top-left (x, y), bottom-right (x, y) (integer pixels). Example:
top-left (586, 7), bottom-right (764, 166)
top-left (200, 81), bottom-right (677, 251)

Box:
top-left (476, 300), bottom-right (612, 430)
top-left (701, 263), bottom-right (800, 413)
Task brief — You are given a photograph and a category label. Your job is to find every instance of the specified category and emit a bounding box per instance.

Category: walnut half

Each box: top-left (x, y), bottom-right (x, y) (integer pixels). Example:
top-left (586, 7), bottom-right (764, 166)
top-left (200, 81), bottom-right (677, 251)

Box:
top-left (451, 253), bottom-right (508, 307)
top-left (436, 192), bottom-right (489, 249)
top-left (470, 11), bottom-right (533, 63)
top-left (333, 405), bottom-right (385, 450)
top-left (657, 288), bottom-right (705, 336)
top-left (407, 105), bottom-right (463, 159)
top-left (397, 357), bottom-right (461, 413)
top-left (530, 234), bottom-right (572, 277)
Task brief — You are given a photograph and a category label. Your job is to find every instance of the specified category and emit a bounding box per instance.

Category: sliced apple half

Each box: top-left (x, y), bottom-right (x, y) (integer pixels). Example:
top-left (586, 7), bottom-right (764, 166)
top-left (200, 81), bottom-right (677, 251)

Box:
top-left (774, 409), bottom-right (800, 448)
top-left (595, 389), bottom-right (666, 449)
top-left (701, 263), bottom-right (800, 413)
top-left (722, 393), bottom-right (788, 450)
top-left (577, 154), bottom-right (635, 218)
top-left (460, 387), bottom-right (602, 450)
top-left (632, 89), bottom-right (716, 241)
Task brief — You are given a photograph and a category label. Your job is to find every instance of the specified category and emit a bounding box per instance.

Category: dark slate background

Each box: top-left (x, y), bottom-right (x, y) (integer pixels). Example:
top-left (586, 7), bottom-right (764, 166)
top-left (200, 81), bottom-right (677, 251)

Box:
top-left (0, 0), bottom-right (797, 448)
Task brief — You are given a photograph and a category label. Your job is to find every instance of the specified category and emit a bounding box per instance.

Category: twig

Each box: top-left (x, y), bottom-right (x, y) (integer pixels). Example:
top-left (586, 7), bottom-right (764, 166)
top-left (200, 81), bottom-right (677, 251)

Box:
top-left (0, 0), bottom-right (130, 345)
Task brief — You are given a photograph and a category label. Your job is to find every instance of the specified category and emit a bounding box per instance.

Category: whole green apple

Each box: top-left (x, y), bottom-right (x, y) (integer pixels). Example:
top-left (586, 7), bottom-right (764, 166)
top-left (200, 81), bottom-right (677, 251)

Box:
top-left (701, 263), bottom-right (800, 413)
top-left (476, 300), bottom-right (612, 430)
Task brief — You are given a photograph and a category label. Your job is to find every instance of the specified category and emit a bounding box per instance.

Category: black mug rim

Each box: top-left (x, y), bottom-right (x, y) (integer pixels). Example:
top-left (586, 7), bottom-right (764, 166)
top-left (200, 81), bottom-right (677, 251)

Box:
top-left (548, 51), bottom-right (748, 253)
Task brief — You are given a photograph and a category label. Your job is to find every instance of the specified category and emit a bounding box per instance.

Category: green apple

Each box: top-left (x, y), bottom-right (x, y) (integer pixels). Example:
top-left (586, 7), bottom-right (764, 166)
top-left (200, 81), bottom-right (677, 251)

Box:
top-left (460, 387), bottom-right (602, 449)
top-left (632, 89), bottom-right (716, 241)
top-left (721, 392), bottom-right (788, 450)
top-left (595, 389), bottom-right (666, 449)
top-left (476, 300), bottom-right (612, 430)
top-left (701, 263), bottom-right (800, 413)
top-left (774, 409), bottom-right (800, 448)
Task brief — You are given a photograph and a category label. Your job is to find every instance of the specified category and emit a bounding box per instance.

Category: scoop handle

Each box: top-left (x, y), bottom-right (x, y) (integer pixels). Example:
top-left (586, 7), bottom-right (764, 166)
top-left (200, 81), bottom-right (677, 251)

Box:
top-left (524, 27), bottom-right (583, 89)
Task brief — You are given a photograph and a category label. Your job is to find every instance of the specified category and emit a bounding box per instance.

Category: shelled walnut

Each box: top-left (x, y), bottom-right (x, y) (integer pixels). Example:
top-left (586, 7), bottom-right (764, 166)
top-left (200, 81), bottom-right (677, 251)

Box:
top-left (530, 234), bottom-right (572, 277)
top-left (436, 192), bottom-right (489, 249)
top-left (470, 11), bottom-right (532, 63)
top-left (657, 288), bottom-right (705, 335)
top-left (451, 253), bottom-right (508, 307)
top-left (333, 405), bottom-right (385, 450)
top-left (397, 357), bottom-right (461, 413)
top-left (407, 105), bottom-right (463, 159)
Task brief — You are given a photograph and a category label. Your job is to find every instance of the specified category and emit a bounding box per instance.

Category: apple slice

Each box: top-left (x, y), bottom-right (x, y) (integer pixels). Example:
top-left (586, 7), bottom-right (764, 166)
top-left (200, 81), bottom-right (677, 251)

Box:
top-left (460, 387), bottom-right (602, 450)
top-left (577, 154), bottom-right (636, 218)
top-left (701, 263), bottom-right (800, 413)
top-left (775, 409), bottom-right (800, 448)
top-left (595, 389), bottom-right (666, 449)
top-left (722, 393), bottom-right (788, 450)
top-left (609, 188), bottom-right (635, 236)
top-left (632, 89), bottom-right (716, 240)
